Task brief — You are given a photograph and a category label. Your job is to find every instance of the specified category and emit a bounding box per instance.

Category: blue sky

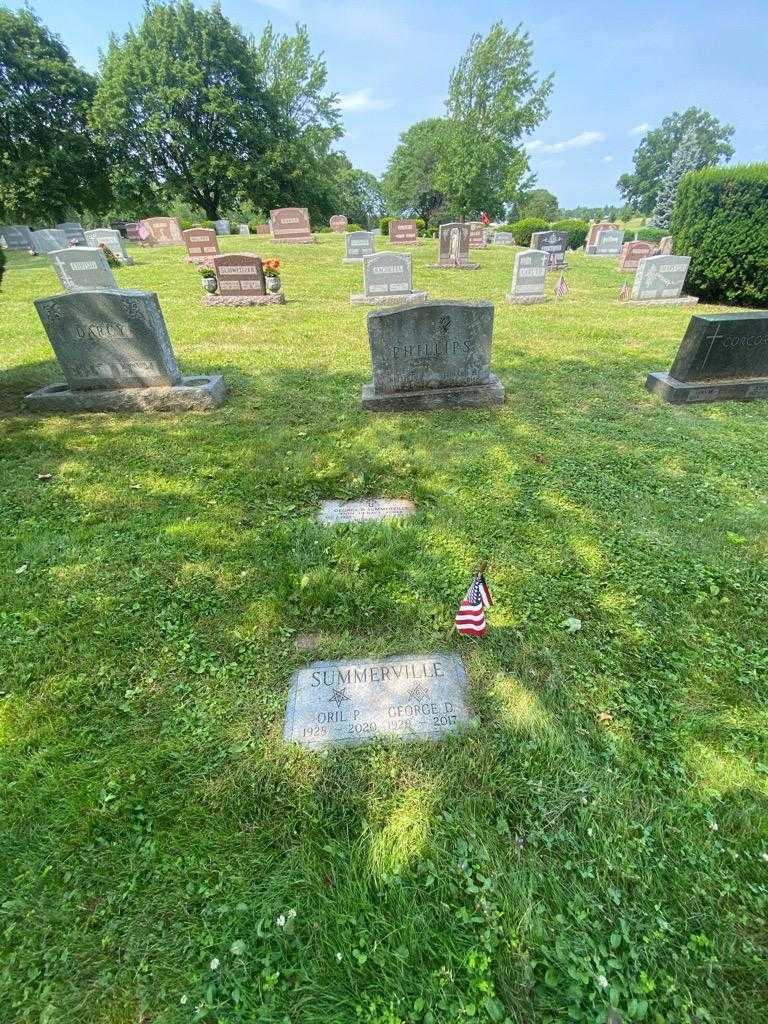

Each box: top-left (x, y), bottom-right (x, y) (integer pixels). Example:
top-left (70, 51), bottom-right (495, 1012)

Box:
top-left (15, 0), bottom-right (768, 207)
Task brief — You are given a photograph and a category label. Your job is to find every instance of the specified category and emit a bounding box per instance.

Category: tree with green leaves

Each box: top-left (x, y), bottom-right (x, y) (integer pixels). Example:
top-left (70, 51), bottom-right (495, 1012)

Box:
top-left (649, 129), bottom-right (705, 229)
top-left (0, 7), bottom-right (109, 223)
top-left (617, 107), bottom-right (734, 215)
top-left (326, 154), bottom-right (384, 227)
top-left (381, 118), bottom-right (447, 221)
top-left (520, 187), bottom-right (559, 220)
top-left (435, 22), bottom-right (553, 219)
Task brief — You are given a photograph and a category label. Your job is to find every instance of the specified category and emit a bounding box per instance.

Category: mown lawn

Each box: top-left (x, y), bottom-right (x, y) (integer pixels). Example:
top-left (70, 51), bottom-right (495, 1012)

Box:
top-left (0, 234), bottom-right (766, 1024)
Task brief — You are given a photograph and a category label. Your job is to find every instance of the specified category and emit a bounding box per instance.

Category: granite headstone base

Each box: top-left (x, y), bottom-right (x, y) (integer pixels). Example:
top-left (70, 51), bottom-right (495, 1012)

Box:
top-left (350, 291), bottom-right (427, 306)
top-left (627, 296), bottom-right (699, 307)
top-left (429, 261), bottom-right (480, 270)
top-left (25, 375), bottom-right (226, 413)
top-left (274, 236), bottom-right (316, 244)
top-left (506, 293), bottom-right (548, 305)
top-left (362, 374), bottom-right (505, 412)
top-left (202, 293), bottom-right (286, 306)
top-left (546, 262), bottom-right (568, 272)
top-left (645, 372), bottom-right (768, 404)
top-left (186, 255), bottom-right (216, 266)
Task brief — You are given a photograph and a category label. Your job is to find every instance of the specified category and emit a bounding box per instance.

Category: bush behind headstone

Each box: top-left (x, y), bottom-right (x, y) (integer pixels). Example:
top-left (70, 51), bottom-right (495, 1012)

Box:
top-left (550, 218), bottom-right (589, 250)
top-left (507, 217), bottom-right (549, 247)
top-left (634, 227), bottom-right (666, 244)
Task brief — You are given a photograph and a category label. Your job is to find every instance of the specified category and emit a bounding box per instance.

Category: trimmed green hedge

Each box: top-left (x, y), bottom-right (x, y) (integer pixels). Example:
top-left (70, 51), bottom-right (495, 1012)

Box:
top-left (634, 227), bottom-right (666, 244)
top-left (507, 217), bottom-right (548, 247)
top-left (550, 219), bottom-right (589, 250)
top-left (673, 164), bottom-right (768, 306)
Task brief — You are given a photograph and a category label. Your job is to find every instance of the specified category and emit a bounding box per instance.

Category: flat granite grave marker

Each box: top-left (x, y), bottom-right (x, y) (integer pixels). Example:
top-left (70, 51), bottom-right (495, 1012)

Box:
top-left (389, 219), bottom-right (419, 245)
top-left (530, 230), bottom-right (568, 269)
top-left (492, 232), bottom-right (515, 246)
top-left (143, 217), bottom-right (183, 246)
top-left (57, 222), bottom-right (87, 245)
top-left (351, 251), bottom-right (427, 306)
top-left (318, 498), bottom-right (416, 525)
top-left (84, 228), bottom-right (133, 265)
top-left (49, 247), bottom-right (118, 292)
top-left (585, 221), bottom-right (619, 253)
top-left (646, 312), bottom-right (768, 403)
top-left (26, 289), bottom-right (225, 412)
top-left (270, 207), bottom-right (314, 243)
top-left (1, 225), bottom-right (34, 250)
top-left (344, 230), bottom-right (375, 263)
top-left (619, 240), bottom-right (654, 271)
top-left (205, 253), bottom-right (284, 306)
top-left (630, 254), bottom-right (697, 305)
top-left (468, 221), bottom-right (489, 249)
top-left (593, 228), bottom-right (624, 256)
top-left (182, 227), bottom-right (219, 265)
top-left (31, 229), bottom-right (68, 254)
top-left (212, 219), bottom-right (230, 235)
top-left (433, 222), bottom-right (479, 269)
top-left (362, 299), bottom-right (504, 411)
top-left (506, 249), bottom-right (549, 304)
top-left (284, 652), bottom-right (471, 750)
top-left (330, 215), bottom-right (348, 233)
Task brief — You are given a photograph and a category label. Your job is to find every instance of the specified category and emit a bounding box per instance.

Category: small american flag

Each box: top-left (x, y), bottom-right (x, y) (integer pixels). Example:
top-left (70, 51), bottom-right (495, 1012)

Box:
top-left (455, 571), bottom-right (493, 637)
top-left (555, 273), bottom-right (568, 299)
top-left (618, 280), bottom-right (630, 302)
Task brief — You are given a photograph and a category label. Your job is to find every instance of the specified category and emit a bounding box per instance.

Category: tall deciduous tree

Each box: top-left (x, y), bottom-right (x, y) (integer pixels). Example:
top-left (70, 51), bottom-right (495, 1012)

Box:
top-left (0, 8), bottom-right (109, 223)
top-left (520, 187), bottom-right (559, 220)
top-left (435, 22), bottom-right (552, 219)
top-left (617, 107), bottom-right (734, 215)
top-left (326, 154), bottom-right (384, 226)
top-left (382, 118), bottom-right (447, 221)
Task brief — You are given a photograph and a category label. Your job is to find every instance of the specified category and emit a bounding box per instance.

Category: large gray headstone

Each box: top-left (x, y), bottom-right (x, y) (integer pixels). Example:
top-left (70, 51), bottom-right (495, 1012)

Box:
top-left (284, 653), bottom-right (471, 749)
top-left (84, 228), bottom-right (132, 264)
top-left (318, 498), bottom-right (416, 525)
top-left (31, 229), bottom-right (68, 254)
top-left (507, 249), bottom-right (548, 303)
top-left (213, 219), bottom-right (230, 235)
top-left (530, 230), bottom-right (568, 268)
top-left (48, 247), bottom-right (118, 292)
top-left (57, 222), bottom-right (87, 245)
top-left (1, 225), bottom-right (34, 250)
top-left (345, 231), bottom-right (375, 261)
top-left (594, 228), bottom-right (624, 255)
top-left (363, 251), bottom-right (412, 298)
top-left (631, 255), bottom-right (691, 301)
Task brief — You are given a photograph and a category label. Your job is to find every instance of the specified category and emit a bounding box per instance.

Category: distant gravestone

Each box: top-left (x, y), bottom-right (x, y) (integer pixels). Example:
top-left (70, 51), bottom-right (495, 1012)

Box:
top-left (57, 222), bottom-right (87, 246)
top-left (256, 224), bottom-right (271, 235)
top-left (619, 240), bottom-right (654, 271)
top-left (212, 219), bottom-right (230, 235)
top-left (284, 652), bottom-right (471, 750)
top-left (362, 299), bottom-right (504, 411)
top-left (49, 247), bottom-right (118, 292)
top-left (31, 229), bottom-right (68, 254)
top-left (389, 219), bottom-right (419, 245)
top-left (143, 217), bottom-right (183, 245)
top-left (84, 228), bottom-right (133, 265)
top-left (434, 223), bottom-right (479, 269)
top-left (530, 230), bottom-right (568, 269)
top-left (351, 251), bottom-right (427, 306)
top-left (492, 232), bottom-right (515, 246)
top-left (658, 235), bottom-right (673, 255)
top-left (125, 223), bottom-right (141, 242)
top-left (585, 221), bottom-right (619, 253)
top-left (238, 223), bottom-right (250, 235)
top-left (630, 255), bottom-right (697, 305)
top-left (468, 221), bottom-right (488, 249)
top-left (26, 289), bottom-right (225, 412)
top-left (205, 252), bottom-right (284, 306)
top-left (270, 207), bottom-right (314, 243)
top-left (318, 498), bottom-right (416, 525)
top-left (506, 249), bottom-right (549, 305)
top-left (330, 215), bottom-right (348, 233)
top-left (646, 312), bottom-right (768, 404)
top-left (594, 228), bottom-right (624, 255)
top-left (344, 230), bottom-right (375, 263)
top-left (1, 225), bottom-right (34, 250)
top-left (182, 227), bottom-right (219, 265)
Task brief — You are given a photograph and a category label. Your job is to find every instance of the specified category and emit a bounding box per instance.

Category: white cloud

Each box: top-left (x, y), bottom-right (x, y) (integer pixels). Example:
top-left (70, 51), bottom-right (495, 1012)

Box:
top-left (628, 123), bottom-right (652, 137)
top-left (602, 155), bottom-right (614, 163)
top-left (338, 89), bottom-right (394, 113)
top-left (525, 131), bottom-right (606, 155)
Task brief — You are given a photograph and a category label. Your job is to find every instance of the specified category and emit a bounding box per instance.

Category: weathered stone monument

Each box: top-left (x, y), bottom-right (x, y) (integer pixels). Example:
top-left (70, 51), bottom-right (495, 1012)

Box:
top-left (506, 249), bottom-right (549, 304)
top-left (48, 247), bottom-right (118, 292)
top-left (629, 255), bottom-right (697, 305)
top-left (31, 229), bottom-right (68, 254)
top-left (1, 225), bottom-right (34, 250)
top-left (344, 230), bottom-right (375, 262)
top-left (26, 289), bottom-right (225, 412)
top-left (142, 217), bottom-right (184, 245)
top-left (492, 232), bottom-right (515, 246)
top-left (84, 228), bottom-right (134, 265)
top-left (433, 223), bottom-right (479, 269)
top-left (585, 221), bottom-right (619, 253)
top-left (330, 215), bottom-right (348, 233)
top-left (593, 228), bottom-right (624, 256)
top-left (284, 653), bottom-right (471, 749)
top-left (57, 222), bottom-right (87, 245)
top-left (646, 313), bottom-right (768, 404)
top-left (212, 219), bottom-right (230, 235)
top-left (389, 219), bottom-right (419, 245)
top-left (362, 300), bottom-right (504, 411)
top-left (182, 227), bottom-right (219, 265)
top-left (350, 251), bottom-right (427, 306)
top-left (530, 230), bottom-right (568, 269)
top-left (318, 498), bottom-right (416, 525)
top-left (658, 235), bottom-right (673, 255)
top-left (204, 253), bottom-right (284, 306)
top-left (618, 240), bottom-right (655, 271)
top-left (468, 221), bottom-right (489, 249)
top-left (270, 207), bottom-right (314, 243)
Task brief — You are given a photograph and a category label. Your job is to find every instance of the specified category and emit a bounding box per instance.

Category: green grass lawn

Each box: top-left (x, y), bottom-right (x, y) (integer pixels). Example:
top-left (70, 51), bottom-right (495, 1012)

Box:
top-left (1, 235), bottom-right (766, 1024)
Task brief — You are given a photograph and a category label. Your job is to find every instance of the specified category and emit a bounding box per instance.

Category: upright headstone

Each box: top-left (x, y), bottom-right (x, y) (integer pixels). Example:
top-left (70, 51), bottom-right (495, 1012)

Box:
top-left (238, 223), bottom-right (250, 236)
top-left (212, 219), bottom-right (230, 236)
top-left (530, 230), bottom-right (568, 269)
top-left (256, 224), bottom-right (271, 235)
top-left (433, 223), bottom-right (479, 269)
top-left (48, 247), bottom-right (118, 292)
top-left (351, 251), bottom-right (427, 306)
top-left (468, 221), bottom-right (489, 249)
top-left (26, 290), bottom-right (225, 412)
top-left (143, 217), bottom-right (183, 246)
top-left (125, 223), bottom-right (141, 243)
top-left (389, 219), bottom-right (419, 245)
top-left (658, 235), bottom-right (673, 256)
top-left (182, 228), bottom-right (219, 265)
top-left (344, 231), bottom-right (375, 263)
top-left (585, 221), bottom-right (619, 253)
top-left (270, 208), bottom-right (314, 243)
top-left (492, 232), bottom-right (515, 246)
top-left (57, 222), bottom-right (87, 246)
top-left (330, 215), bottom-right (348, 233)
top-left (205, 253), bottom-right (284, 306)
top-left (362, 300), bottom-right (505, 411)
top-left (84, 228), bottom-right (133, 265)
top-left (506, 249), bottom-right (549, 304)
top-left (1, 225), bottom-right (34, 250)
top-left (31, 229), bottom-right (68, 254)
top-left (646, 313), bottom-right (768, 403)
top-left (594, 228), bottom-right (624, 256)
top-left (618, 240), bottom-right (654, 271)
top-left (630, 255), bottom-right (697, 305)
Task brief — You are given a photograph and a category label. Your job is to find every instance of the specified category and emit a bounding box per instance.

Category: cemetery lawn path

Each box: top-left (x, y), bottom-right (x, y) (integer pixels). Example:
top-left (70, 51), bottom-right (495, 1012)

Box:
top-left (1, 236), bottom-right (766, 1024)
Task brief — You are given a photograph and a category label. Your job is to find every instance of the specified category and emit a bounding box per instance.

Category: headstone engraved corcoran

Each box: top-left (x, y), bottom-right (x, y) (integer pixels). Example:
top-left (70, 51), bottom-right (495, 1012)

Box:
top-left (330, 215), bottom-right (348, 233)
top-left (350, 251), bottom-right (427, 306)
top-left (658, 236), bottom-right (673, 256)
top-left (212, 219), bottom-right (230, 235)
top-left (284, 653), bottom-right (471, 750)
top-left (433, 222), bottom-right (479, 269)
top-left (492, 232), bottom-right (515, 246)
top-left (270, 207), bottom-right (314, 243)
top-left (618, 240), bottom-right (654, 271)
top-left (585, 221), bottom-right (619, 254)
top-left (57, 222), bottom-right (87, 246)
top-left (31, 229), bottom-right (68, 254)
top-left (48, 247), bottom-right (118, 292)
top-left (84, 228), bottom-right (134, 265)
top-left (646, 313), bottom-right (768, 403)
top-left (182, 228), bottom-right (219, 265)
top-left (530, 230), bottom-right (568, 269)
top-left (26, 289), bottom-right (225, 412)
top-left (593, 228), bottom-right (624, 256)
top-left (468, 221), bottom-right (489, 249)
top-left (389, 219), bottom-right (419, 245)
top-left (317, 498), bottom-right (416, 525)
top-left (205, 253), bottom-right (285, 306)
top-left (142, 217), bottom-right (183, 245)
top-left (629, 254), bottom-right (697, 306)
top-left (344, 230), bottom-right (375, 263)
top-left (1, 225), bottom-right (34, 250)
top-left (362, 299), bottom-right (505, 411)
top-left (506, 249), bottom-right (549, 305)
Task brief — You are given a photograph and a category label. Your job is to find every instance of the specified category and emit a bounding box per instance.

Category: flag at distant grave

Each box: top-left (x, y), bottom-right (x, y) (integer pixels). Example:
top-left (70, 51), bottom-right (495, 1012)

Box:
top-left (619, 280), bottom-right (630, 302)
top-left (455, 571), bottom-right (493, 637)
top-left (555, 273), bottom-right (569, 299)
top-left (480, 211), bottom-right (490, 225)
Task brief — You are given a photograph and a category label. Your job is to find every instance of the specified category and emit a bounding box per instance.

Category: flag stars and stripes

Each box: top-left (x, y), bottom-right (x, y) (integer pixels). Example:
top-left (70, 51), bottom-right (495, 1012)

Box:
top-left (455, 572), bottom-right (493, 637)
top-left (555, 273), bottom-right (569, 299)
